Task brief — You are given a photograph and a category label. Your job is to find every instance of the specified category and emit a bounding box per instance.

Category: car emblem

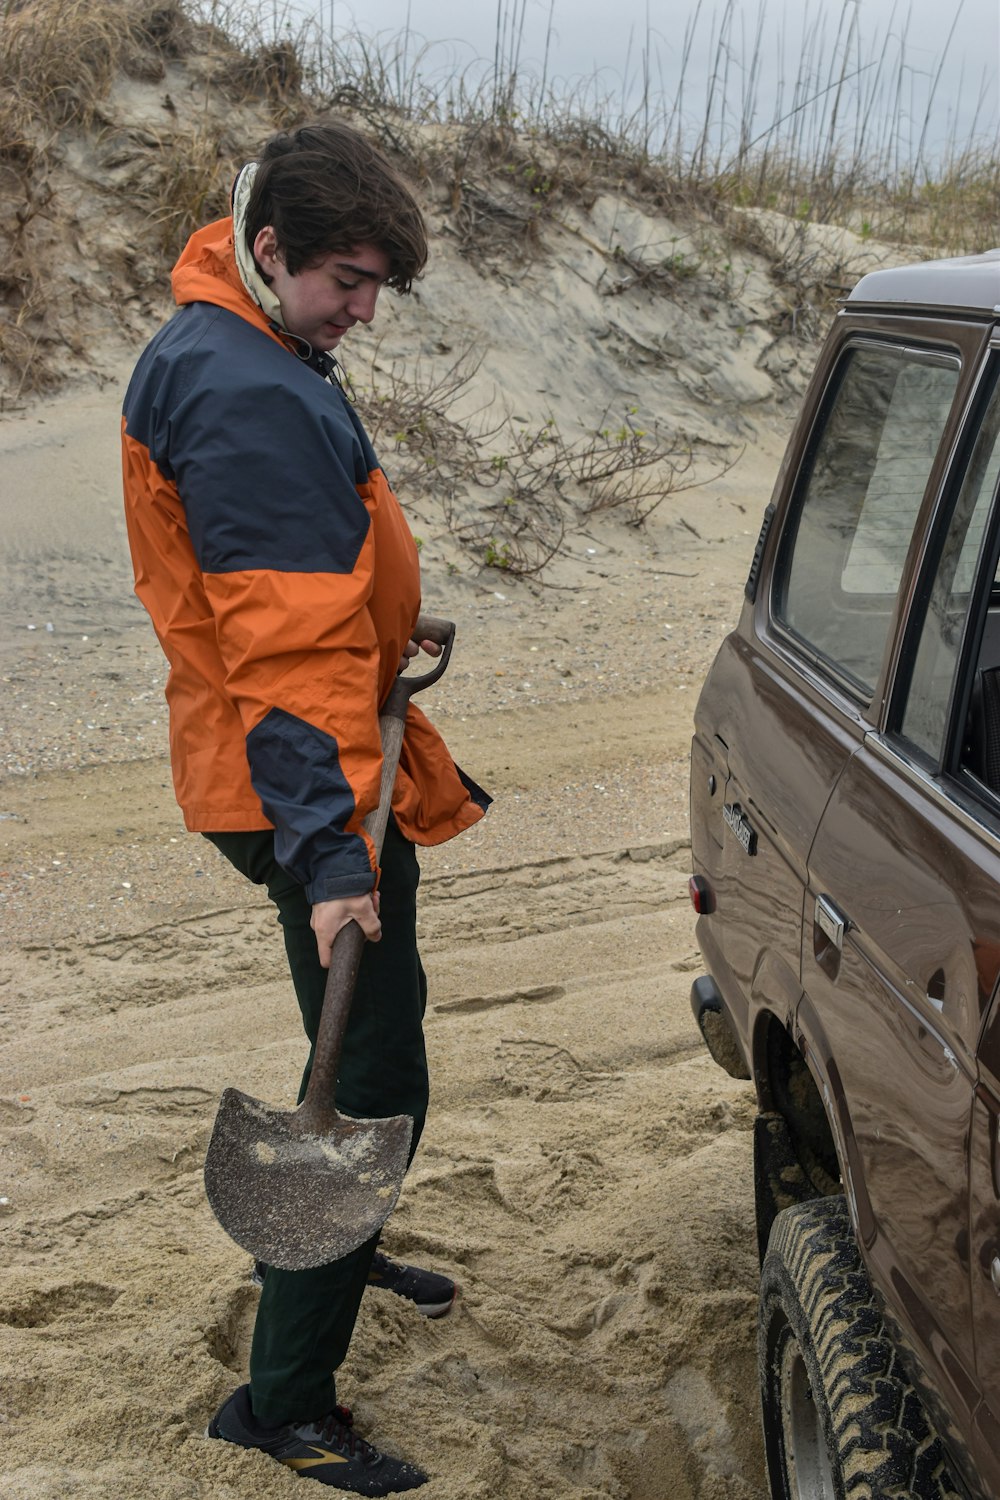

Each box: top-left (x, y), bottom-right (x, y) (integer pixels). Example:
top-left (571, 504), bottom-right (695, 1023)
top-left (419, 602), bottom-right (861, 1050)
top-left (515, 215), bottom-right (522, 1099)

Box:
top-left (723, 801), bottom-right (758, 856)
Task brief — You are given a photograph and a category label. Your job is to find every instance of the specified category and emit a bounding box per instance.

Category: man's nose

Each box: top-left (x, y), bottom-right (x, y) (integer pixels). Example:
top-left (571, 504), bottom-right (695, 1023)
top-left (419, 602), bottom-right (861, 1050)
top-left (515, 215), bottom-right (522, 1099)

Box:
top-left (348, 282), bottom-right (381, 323)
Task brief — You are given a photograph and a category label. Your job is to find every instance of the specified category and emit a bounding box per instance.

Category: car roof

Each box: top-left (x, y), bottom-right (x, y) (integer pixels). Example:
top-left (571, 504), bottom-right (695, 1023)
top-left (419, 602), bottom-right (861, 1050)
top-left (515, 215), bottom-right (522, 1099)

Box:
top-left (847, 249), bottom-right (1000, 315)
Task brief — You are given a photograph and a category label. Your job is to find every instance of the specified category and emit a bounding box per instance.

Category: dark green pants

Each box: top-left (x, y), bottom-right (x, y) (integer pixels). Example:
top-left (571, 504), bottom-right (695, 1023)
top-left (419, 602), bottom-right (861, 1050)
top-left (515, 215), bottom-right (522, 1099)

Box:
top-left (204, 818), bottom-right (428, 1425)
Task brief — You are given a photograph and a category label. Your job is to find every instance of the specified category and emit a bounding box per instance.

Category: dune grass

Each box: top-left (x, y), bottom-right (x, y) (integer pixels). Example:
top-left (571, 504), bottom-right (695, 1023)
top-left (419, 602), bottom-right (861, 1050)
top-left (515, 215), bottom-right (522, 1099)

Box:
top-left (184, 0), bottom-right (998, 256)
top-left (0, 0), bottom-right (995, 415)
top-left (2, 0), bottom-right (995, 253)
top-left (0, 0), bottom-right (191, 131)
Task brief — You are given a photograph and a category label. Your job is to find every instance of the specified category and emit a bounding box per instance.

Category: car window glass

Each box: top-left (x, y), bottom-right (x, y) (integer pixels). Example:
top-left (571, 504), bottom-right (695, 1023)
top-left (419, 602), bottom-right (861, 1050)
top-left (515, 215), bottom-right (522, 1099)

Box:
top-left (776, 344), bottom-right (960, 694)
top-left (900, 371), bottom-right (1000, 762)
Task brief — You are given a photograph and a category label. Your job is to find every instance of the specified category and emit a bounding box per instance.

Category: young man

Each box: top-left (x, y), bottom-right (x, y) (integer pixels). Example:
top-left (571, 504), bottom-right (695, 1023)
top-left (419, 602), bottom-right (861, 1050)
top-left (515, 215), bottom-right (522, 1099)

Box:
top-left (121, 122), bottom-right (489, 1494)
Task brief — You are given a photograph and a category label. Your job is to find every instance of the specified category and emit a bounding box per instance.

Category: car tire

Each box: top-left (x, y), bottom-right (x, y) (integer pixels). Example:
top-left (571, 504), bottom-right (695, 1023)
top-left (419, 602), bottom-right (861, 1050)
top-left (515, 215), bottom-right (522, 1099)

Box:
top-left (759, 1196), bottom-right (960, 1500)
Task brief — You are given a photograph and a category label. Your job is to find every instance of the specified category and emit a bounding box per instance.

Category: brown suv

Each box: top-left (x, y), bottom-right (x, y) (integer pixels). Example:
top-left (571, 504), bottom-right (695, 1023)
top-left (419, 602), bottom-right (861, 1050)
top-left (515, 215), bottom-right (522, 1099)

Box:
top-left (689, 249), bottom-right (1000, 1500)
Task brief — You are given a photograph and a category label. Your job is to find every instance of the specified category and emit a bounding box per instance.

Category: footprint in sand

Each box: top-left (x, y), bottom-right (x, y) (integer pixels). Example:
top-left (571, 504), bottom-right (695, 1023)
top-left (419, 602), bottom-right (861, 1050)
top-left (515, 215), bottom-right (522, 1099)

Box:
top-left (0, 1280), bottom-right (121, 1329)
top-left (494, 1038), bottom-right (614, 1101)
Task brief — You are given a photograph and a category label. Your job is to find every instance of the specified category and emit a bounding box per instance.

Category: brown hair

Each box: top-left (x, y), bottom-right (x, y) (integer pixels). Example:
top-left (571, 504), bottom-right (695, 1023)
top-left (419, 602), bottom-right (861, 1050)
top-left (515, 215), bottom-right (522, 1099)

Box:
top-left (245, 121), bottom-right (427, 292)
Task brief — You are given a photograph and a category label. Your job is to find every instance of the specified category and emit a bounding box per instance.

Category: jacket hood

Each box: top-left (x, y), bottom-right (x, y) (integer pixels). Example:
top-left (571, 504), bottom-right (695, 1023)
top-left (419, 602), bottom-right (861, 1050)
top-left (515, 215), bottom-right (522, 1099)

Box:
top-left (171, 217), bottom-right (276, 340)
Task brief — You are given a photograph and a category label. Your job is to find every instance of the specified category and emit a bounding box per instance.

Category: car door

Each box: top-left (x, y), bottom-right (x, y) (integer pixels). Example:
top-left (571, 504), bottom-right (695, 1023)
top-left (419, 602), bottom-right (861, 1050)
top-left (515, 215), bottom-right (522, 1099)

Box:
top-left (801, 342), bottom-right (1000, 1491)
top-left (694, 326), bottom-right (966, 1058)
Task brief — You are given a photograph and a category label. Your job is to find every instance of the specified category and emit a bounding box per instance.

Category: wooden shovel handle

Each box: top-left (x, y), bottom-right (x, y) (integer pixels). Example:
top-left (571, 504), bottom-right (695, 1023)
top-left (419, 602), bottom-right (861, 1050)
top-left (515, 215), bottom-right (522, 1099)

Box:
top-left (296, 616), bottom-right (455, 1132)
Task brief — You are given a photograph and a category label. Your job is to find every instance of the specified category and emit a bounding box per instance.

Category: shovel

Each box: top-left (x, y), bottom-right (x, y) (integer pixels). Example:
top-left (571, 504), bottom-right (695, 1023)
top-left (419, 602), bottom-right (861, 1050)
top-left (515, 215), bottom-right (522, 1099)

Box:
top-left (203, 614), bottom-right (456, 1271)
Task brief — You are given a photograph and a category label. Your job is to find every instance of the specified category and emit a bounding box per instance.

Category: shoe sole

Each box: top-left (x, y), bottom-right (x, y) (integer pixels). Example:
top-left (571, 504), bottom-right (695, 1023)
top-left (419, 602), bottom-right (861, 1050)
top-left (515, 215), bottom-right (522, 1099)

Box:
top-left (420, 1290), bottom-right (457, 1318)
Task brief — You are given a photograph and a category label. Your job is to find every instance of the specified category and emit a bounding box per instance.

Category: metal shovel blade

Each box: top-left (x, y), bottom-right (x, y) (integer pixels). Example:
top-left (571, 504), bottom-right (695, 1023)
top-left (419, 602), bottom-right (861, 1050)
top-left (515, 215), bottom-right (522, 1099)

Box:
top-left (204, 1087), bottom-right (413, 1270)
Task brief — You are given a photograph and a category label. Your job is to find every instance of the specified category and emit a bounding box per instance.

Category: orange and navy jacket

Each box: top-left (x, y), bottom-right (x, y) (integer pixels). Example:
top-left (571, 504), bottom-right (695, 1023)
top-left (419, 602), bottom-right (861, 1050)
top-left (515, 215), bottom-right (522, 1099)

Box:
top-left (121, 217), bottom-right (488, 902)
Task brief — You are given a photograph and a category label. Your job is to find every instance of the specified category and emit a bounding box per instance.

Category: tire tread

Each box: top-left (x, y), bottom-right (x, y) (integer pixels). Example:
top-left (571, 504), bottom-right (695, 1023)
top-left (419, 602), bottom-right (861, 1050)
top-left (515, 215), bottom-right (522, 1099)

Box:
top-left (761, 1197), bottom-right (961, 1500)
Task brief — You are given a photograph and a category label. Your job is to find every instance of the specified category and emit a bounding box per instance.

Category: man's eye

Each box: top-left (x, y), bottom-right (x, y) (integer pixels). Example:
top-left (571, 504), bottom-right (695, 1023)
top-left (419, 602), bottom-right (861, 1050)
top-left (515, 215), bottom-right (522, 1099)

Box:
top-left (336, 279), bottom-right (360, 291)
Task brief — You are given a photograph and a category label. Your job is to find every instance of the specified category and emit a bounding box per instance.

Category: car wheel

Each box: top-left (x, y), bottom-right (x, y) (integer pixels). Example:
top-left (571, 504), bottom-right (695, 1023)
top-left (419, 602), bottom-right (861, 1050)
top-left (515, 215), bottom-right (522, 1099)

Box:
top-left (759, 1196), bottom-right (960, 1500)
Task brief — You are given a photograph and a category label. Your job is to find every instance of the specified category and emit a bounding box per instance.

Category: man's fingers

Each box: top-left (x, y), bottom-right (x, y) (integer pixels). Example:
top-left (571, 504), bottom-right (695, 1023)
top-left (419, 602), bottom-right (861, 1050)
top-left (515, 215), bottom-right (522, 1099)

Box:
top-left (400, 637), bottom-right (443, 670)
top-left (311, 893), bottom-right (381, 967)
top-left (356, 906), bottom-right (382, 942)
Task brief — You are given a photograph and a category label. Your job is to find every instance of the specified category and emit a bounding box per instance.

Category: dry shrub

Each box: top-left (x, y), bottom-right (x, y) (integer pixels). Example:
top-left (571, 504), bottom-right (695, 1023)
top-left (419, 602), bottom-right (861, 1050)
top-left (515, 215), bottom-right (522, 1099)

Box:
top-left (0, 250), bottom-right (40, 404)
top-left (217, 39), bottom-right (303, 109)
top-left (0, 87), bottom-right (39, 172)
top-left (132, 125), bottom-right (237, 255)
top-left (2, 0), bottom-right (119, 127)
top-left (353, 341), bottom-right (490, 498)
top-left (454, 412), bottom-right (723, 576)
top-left (131, 2), bottom-right (190, 58)
top-left (721, 208), bottom-right (859, 339)
top-left (452, 177), bottom-right (540, 264)
top-left (408, 117), bottom-right (701, 271)
top-left (0, 0), bottom-right (222, 396)
top-left (350, 340), bottom-right (731, 577)
top-left (0, 0), bottom-right (184, 128)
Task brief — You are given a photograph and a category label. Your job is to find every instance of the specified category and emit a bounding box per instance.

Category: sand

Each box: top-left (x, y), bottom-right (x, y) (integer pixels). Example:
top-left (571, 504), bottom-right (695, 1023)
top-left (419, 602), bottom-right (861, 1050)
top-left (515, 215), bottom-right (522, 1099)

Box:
top-left (0, 382), bottom-right (770, 1499)
top-left (0, 76), bottom-right (905, 1492)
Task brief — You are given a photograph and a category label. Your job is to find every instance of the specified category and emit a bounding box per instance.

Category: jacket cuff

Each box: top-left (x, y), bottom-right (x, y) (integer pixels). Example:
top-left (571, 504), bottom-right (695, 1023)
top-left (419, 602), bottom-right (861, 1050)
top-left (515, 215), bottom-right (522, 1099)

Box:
top-left (305, 869), bottom-right (377, 905)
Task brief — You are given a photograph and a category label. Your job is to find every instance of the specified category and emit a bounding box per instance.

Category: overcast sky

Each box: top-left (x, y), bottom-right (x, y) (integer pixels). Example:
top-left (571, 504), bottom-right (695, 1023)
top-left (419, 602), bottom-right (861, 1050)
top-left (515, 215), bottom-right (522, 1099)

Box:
top-left (298, 0), bottom-right (999, 159)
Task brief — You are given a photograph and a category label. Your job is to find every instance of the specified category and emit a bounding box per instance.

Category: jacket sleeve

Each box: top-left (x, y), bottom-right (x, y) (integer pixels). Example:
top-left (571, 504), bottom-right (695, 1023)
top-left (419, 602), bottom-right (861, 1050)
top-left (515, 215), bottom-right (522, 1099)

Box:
top-left (163, 350), bottom-right (386, 903)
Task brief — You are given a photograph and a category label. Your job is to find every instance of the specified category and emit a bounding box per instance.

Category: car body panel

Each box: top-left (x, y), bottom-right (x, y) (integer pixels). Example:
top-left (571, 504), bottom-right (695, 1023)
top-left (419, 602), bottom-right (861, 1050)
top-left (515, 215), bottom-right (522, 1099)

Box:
top-left (689, 248), bottom-right (1000, 1500)
top-left (802, 735), bottom-right (991, 1470)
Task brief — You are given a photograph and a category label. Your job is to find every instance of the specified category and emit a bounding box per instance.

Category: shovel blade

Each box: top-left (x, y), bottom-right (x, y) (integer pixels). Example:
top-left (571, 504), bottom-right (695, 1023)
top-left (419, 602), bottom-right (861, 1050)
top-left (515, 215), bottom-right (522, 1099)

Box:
top-left (204, 1088), bottom-right (412, 1270)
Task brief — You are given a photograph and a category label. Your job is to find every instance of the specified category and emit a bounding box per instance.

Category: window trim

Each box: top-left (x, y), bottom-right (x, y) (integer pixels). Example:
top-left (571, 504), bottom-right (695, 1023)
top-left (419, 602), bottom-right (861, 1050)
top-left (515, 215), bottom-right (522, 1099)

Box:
top-left (866, 727), bottom-right (1000, 853)
top-left (887, 349), bottom-right (1000, 778)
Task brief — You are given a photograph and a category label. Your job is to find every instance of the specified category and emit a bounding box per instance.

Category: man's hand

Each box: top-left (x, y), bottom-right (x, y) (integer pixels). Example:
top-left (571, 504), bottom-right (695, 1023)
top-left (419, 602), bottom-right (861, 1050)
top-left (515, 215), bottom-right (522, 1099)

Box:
top-left (311, 892), bottom-right (381, 967)
top-left (399, 636), bottom-right (443, 672)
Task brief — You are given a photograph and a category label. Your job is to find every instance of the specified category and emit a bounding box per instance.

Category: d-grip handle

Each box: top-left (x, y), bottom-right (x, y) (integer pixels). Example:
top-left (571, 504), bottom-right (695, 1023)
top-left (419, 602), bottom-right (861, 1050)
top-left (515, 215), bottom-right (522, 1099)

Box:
top-left (400, 613), bottom-right (455, 695)
top-left (369, 614), bottom-right (454, 841)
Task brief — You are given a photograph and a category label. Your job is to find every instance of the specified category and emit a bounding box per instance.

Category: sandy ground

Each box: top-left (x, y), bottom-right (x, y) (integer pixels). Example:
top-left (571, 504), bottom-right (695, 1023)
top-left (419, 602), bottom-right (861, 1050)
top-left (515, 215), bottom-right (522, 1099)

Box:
top-left (0, 294), bottom-right (793, 1495)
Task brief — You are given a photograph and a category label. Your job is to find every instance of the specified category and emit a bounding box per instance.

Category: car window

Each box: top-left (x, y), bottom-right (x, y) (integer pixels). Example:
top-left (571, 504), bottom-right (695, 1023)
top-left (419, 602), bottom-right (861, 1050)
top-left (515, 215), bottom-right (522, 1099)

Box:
top-left (898, 367), bottom-right (1000, 762)
top-left (775, 343), bottom-right (961, 695)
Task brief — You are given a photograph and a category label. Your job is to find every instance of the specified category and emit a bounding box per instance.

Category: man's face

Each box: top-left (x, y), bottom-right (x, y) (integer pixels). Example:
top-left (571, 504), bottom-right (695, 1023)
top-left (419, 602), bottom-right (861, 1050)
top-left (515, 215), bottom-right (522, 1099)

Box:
top-left (253, 229), bottom-right (390, 351)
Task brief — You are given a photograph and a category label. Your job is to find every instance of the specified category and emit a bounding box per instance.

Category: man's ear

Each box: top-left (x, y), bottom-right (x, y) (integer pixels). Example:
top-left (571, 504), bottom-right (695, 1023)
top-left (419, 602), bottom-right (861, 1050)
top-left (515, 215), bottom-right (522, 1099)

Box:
top-left (252, 226), bottom-right (282, 277)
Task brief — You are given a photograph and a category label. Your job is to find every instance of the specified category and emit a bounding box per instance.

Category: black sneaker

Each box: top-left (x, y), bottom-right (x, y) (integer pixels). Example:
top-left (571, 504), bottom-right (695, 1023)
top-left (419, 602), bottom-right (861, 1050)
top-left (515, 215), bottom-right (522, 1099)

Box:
top-left (251, 1254), bottom-right (457, 1319)
top-left (367, 1251), bottom-right (457, 1319)
top-left (207, 1384), bottom-right (427, 1495)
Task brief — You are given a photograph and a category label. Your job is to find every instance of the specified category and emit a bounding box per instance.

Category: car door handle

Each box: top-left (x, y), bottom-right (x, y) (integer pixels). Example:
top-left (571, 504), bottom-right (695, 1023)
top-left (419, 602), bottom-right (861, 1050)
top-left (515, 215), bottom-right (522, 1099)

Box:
top-left (815, 895), bottom-right (848, 952)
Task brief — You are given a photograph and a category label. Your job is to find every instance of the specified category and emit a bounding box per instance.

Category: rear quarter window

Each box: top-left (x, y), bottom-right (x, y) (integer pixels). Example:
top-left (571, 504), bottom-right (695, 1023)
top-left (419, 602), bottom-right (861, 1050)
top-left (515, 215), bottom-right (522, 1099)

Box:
top-left (774, 342), bottom-right (961, 695)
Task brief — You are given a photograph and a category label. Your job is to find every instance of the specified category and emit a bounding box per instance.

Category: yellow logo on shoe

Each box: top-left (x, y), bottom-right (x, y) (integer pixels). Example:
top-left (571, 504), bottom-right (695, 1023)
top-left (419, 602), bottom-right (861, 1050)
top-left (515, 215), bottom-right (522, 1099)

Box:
top-left (283, 1446), bottom-right (350, 1470)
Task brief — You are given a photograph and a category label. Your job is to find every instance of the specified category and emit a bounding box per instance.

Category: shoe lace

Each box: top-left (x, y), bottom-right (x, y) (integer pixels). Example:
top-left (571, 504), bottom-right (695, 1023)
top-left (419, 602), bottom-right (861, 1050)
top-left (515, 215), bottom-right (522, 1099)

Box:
top-left (316, 1404), bottom-right (376, 1462)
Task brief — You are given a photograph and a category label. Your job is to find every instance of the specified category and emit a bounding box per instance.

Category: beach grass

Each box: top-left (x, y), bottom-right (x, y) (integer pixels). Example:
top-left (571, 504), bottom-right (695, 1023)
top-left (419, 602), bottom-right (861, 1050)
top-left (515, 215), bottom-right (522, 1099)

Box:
top-left (0, 0), bottom-right (995, 406)
top-left (184, 0), bottom-right (998, 255)
top-left (2, 0), bottom-right (996, 253)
